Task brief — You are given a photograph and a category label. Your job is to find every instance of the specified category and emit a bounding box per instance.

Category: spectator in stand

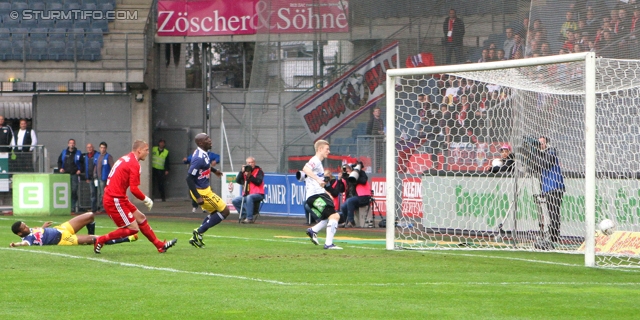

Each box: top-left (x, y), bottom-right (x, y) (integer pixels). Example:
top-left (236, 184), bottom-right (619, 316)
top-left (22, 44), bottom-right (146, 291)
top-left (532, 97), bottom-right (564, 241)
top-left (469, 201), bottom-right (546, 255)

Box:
top-left (477, 48), bottom-right (489, 63)
top-left (540, 42), bottom-right (552, 56)
top-left (525, 40), bottom-right (539, 57)
top-left (444, 76), bottom-right (460, 104)
top-left (560, 11), bottom-right (578, 40)
top-left (599, 31), bottom-right (616, 57)
top-left (503, 28), bottom-right (516, 59)
top-left (585, 9), bottom-right (599, 36)
top-left (532, 19), bottom-right (547, 38)
top-left (442, 9), bottom-right (465, 64)
top-left (510, 33), bottom-right (524, 60)
top-left (615, 8), bottom-right (629, 58)
top-left (630, 7), bottom-right (640, 58)
top-left (497, 49), bottom-right (506, 60)
top-left (512, 50), bottom-right (524, 60)
top-left (366, 106), bottom-right (385, 173)
top-left (562, 30), bottom-right (575, 52)
top-left (487, 48), bottom-right (496, 62)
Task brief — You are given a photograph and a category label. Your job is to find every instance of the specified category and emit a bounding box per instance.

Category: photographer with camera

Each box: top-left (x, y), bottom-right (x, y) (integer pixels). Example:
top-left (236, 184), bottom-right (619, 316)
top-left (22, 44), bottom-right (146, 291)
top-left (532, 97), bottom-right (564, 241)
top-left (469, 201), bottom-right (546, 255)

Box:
top-left (525, 136), bottom-right (565, 243)
top-left (323, 168), bottom-right (345, 216)
top-left (232, 157), bottom-right (265, 224)
top-left (339, 162), bottom-right (371, 228)
top-left (488, 144), bottom-right (515, 173)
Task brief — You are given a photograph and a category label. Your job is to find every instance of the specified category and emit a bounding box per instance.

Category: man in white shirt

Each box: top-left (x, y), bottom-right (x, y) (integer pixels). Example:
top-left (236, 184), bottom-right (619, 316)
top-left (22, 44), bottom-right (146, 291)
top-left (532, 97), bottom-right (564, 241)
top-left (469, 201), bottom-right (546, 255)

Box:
top-left (13, 119), bottom-right (37, 172)
top-left (304, 140), bottom-right (343, 250)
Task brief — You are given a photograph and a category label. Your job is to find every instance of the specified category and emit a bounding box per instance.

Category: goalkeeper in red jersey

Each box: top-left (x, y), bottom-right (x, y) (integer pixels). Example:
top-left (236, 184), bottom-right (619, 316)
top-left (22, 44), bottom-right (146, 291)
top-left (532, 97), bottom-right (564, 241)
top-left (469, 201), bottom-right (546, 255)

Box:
top-left (93, 140), bottom-right (177, 254)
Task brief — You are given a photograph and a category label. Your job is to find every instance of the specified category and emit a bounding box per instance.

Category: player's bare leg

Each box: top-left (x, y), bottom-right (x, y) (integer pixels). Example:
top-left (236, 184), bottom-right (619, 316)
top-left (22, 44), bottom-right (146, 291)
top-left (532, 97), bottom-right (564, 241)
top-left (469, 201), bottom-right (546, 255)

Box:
top-left (67, 212), bottom-right (95, 234)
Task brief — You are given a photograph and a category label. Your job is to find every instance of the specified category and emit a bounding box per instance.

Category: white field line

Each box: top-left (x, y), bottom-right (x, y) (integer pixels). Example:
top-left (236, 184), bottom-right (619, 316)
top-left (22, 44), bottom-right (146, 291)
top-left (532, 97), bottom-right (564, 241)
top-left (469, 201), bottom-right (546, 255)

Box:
top-left (1, 247), bottom-right (640, 287)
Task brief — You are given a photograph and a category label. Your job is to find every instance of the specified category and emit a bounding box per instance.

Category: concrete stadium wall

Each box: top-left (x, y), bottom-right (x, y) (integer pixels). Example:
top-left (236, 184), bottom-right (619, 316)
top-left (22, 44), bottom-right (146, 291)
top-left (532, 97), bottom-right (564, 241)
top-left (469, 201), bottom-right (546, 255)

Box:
top-left (34, 95), bottom-right (133, 174)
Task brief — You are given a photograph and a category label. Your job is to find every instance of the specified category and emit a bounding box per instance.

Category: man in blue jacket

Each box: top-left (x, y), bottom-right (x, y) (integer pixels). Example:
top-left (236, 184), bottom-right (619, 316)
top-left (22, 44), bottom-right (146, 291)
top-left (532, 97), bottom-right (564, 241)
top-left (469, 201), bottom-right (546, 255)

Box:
top-left (58, 139), bottom-right (83, 213)
top-left (534, 136), bottom-right (565, 243)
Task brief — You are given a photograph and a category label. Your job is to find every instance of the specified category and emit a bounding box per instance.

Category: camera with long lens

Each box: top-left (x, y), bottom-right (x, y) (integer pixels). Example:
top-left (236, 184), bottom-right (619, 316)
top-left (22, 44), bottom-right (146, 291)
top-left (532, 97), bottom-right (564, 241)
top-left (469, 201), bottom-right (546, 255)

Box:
top-left (519, 135), bottom-right (541, 173)
top-left (244, 165), bottom-right (252, 173)
top-left (324, 176), bottom-right (331, 184)
top-left (348, 163), bottom-right (362, 183)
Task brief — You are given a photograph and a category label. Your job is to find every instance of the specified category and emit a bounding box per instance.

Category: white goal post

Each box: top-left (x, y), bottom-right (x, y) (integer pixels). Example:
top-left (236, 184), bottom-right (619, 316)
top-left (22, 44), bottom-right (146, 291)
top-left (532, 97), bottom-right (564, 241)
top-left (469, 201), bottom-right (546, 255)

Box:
top-left (385, 52), bottom-right (640, 268)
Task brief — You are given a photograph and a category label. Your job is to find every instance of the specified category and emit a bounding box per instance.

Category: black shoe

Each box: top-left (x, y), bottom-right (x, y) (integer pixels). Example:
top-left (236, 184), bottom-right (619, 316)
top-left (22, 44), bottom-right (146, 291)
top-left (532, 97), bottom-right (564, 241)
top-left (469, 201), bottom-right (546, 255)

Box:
top-left (158, 238), bottom-right (178, 253)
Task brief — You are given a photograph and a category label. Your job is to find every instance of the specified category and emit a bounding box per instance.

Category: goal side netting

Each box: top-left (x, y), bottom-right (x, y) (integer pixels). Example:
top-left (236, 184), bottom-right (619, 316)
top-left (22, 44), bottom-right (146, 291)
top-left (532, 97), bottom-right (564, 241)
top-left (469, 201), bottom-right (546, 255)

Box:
top-left (385, 52), bottom-right (640, 268)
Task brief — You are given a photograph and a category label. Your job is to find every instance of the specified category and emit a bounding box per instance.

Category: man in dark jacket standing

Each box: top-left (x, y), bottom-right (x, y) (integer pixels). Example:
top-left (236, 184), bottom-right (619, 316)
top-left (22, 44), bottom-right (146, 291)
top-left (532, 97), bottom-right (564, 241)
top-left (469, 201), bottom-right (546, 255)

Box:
top-left (58, 139), bottom-right (83, 212)
top-left (0, 115), bottom-right (15, 152)
top-left (443, 9), bottom-right (465, 64)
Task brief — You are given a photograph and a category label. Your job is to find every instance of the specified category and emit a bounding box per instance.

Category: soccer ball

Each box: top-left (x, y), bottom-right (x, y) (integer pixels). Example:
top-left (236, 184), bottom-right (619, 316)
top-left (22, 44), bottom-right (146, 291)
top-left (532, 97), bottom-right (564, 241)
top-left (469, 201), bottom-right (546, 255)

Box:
top-left (598, 219), bottom-right (616, 236)
top-left (491, 158), bottom-right (503, 167)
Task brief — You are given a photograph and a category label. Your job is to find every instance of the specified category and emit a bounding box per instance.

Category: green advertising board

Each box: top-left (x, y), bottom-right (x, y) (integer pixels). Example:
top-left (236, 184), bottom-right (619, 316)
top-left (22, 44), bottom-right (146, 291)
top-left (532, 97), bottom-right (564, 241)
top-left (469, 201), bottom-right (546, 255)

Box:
top-left (0, 152), bottom-right (9, 192)
top-left (12, 174), bottom-right (70, 216)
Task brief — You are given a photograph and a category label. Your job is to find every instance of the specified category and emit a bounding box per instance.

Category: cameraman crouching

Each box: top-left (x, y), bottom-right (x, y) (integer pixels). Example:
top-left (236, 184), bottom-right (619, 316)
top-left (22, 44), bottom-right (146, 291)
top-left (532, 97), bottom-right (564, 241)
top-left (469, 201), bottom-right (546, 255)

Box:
top-left (232, 157), bottom-right (265, 224)
top-left (340, 162), bottom-right (371, 228)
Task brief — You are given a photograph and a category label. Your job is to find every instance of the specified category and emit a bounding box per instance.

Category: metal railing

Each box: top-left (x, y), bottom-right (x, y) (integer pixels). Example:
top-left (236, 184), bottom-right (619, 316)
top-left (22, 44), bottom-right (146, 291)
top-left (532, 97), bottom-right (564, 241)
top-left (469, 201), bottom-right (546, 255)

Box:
top-left (0, 145), bottom-right (49, 174)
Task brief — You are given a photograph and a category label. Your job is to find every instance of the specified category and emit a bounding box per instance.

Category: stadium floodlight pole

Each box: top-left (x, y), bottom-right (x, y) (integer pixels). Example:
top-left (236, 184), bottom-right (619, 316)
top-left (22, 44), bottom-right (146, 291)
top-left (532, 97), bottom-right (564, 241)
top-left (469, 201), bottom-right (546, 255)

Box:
top-left (584, 51), bottom-right (597, 267)
top-left (385, 52), bottom-right (592, 251)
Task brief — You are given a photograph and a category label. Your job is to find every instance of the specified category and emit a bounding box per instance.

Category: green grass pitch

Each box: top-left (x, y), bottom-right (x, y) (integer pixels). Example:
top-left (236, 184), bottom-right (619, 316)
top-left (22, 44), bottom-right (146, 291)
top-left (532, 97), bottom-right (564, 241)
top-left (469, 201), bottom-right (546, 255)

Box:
top-left (1, 215), bottom-right (639, 319)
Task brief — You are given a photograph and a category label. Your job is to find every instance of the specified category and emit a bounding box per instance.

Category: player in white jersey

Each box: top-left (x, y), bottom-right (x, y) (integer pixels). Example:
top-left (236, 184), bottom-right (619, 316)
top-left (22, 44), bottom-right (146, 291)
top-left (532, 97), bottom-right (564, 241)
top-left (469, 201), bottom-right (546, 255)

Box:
top-left (304, 140), bottom-right (342, 249)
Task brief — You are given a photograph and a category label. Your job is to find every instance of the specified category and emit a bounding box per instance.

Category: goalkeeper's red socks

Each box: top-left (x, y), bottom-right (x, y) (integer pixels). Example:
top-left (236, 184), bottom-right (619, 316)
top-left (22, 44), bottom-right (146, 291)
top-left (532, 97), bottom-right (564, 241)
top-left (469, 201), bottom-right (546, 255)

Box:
top-left (138, 219), bottom-right (164, 249)
top-left (96, 227), bottom-right (137, 244)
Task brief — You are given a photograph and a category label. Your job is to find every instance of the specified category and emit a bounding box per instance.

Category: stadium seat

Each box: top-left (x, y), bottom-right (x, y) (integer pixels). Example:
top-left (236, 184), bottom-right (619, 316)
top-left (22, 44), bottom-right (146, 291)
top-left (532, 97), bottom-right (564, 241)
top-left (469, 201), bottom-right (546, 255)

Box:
top-left (48, 28), bottom-right (67, 42)
top-left (27, 40), bottom-right (48, 60)
top-left (57, 20), bottom-right (74, 31)
top-left (48, 40), bottom-right (67, 61)
top-left (37, 18), bottom-right (54, 29)
top-left (66, 41), bottom-right (83, 61)
top-left (92, 18), bottom-right (108, 33)
top-left (98, 3), bottom-right (115, 21)
top-left (0, 41), bottom-right (11, 61)
top-left (20, 18), bottom-right (37, 29)
top-left (73, 19), bottom-right (91, 30)
top-left (63, 3), bottom-right (81, 12)
top-left (11, 2), bottom-right (29, 15)
top-left (2, 15), bottom-right (21, 28)
top-left (10, 40), bottom-right (26, 60)
top-left (0, 28), bottom-right (9, 41)
top-left (48, 3), bottom-right (63, 11)
top-left (0, 3), bottom-right (11, 16)
top-left (67, 28), bottom-right (86, 43)
top-left (82, 41), bottom-right (102, 61)
top-left (85, 28), bottom-right (103, 43)
top-left (30, 2), bottom-right (46, 12)
top-left (10, 27), bottom-right (29, 40)
top-left (29, 28), bottom-right (48, 41)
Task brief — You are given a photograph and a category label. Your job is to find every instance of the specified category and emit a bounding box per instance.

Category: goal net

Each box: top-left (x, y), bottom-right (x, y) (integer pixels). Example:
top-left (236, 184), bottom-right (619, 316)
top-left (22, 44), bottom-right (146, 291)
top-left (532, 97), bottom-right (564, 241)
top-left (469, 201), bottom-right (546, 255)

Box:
top-left (385, 52), bottom-right (640, 268)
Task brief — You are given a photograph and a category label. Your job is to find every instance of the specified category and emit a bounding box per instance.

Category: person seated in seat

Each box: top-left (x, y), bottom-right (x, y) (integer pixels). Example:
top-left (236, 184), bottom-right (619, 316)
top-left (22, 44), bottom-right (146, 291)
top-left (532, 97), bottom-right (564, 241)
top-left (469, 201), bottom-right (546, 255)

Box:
top-left (339, 162), bottom-right (371, 228)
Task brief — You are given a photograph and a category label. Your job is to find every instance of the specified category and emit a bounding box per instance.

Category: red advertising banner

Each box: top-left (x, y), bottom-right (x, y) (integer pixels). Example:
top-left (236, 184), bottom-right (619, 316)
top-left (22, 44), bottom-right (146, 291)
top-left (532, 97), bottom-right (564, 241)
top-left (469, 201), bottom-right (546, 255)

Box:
top-left (157, 0), bottom-right (349, 37)
top-left (296, 42), bottom-right (399, 142)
